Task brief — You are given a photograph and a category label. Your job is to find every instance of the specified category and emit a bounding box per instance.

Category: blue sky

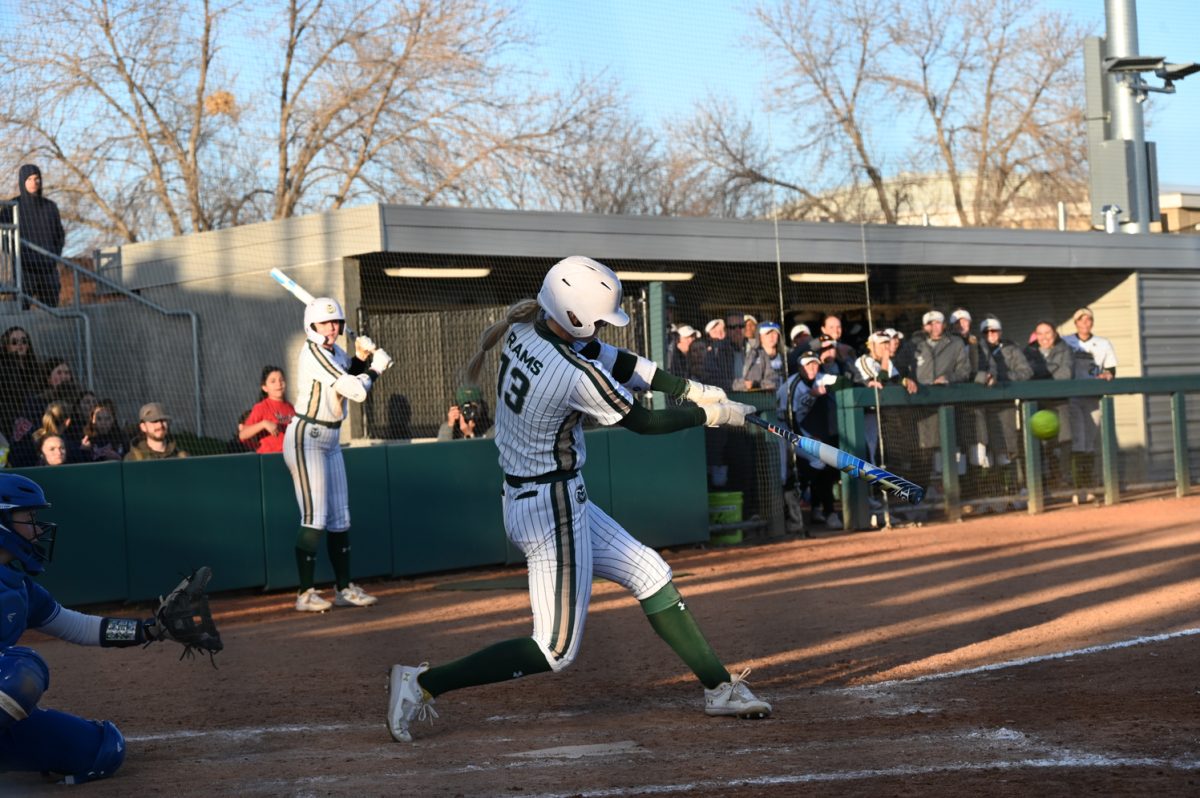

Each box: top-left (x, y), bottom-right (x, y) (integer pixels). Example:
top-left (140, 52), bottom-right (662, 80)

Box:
top-left (526, 0), bottom-right (1200, 190)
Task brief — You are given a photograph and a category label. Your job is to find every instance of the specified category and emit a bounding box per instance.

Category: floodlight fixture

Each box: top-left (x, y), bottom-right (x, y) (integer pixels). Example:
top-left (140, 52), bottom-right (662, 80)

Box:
top-left (1104, 55), bottom-right (1164, 73)
top-left (613, 271), bottom-right (694, 282)
top-left (1157, 62), bottom-right (1200, 82)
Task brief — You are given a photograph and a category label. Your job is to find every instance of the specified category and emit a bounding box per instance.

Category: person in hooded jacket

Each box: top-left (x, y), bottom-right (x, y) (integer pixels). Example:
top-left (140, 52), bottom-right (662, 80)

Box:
top-left (0, 165), bottom-right (65, 309)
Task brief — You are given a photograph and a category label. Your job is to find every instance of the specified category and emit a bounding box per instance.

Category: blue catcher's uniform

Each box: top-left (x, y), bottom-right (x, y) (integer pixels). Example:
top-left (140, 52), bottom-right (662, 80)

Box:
top-left (0, 565), bottom-right (127, 785)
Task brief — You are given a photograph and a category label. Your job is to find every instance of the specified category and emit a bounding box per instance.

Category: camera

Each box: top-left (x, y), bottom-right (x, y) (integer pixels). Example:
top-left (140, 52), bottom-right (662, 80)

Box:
top-left (460, 402), bottom-right (480, 423)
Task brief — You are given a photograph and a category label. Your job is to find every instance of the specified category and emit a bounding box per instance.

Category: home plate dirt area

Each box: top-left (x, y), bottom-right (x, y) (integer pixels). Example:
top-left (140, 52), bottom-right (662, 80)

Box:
top-left (6, 495), bottom-right (1199, 797)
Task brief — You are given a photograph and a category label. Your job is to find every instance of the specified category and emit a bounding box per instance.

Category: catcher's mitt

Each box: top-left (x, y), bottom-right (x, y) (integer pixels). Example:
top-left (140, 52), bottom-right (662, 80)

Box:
top-left (153, 566), bottom-right (223, 665)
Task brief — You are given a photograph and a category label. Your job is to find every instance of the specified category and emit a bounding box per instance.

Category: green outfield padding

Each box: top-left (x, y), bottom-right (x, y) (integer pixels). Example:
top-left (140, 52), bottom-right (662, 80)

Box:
top-left (607, 426), bottom-right (708, 548)
top-left (18, 461), bottom-right (129, 606)
top-left (388, 436), bottom-right (509, 576)
top-left (122, 452), bottom-right (266, 601)
top-left (260, 452), bottom-right (331, 590)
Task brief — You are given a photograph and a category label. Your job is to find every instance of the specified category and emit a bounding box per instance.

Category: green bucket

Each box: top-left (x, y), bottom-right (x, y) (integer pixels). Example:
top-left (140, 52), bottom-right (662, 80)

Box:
top-left (708, 491), bottom-right (744, 545)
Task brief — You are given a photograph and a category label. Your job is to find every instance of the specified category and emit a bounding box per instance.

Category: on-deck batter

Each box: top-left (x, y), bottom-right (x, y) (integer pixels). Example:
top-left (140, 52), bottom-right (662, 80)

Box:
top-left (283, 296), bottom-right (393, 612)
top-left (387, 256), bottom-right (771, 743)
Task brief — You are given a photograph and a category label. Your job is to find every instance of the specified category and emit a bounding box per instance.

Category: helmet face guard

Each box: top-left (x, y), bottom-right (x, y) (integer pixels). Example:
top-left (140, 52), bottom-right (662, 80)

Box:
top-left (0, 474), bottom-right (54, 574)
top-left (537, 256), bottom-right (630, 339)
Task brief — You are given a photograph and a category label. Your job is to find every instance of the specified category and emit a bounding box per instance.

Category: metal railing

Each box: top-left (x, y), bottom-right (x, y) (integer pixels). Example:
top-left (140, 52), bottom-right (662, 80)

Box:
top-left (834, 376), bottom-right (1200, 529)
top-left (0, 202), bottom-right (203, 434)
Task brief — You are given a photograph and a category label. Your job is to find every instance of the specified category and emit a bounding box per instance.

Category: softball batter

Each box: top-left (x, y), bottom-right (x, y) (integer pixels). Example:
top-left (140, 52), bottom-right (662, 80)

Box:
top-left (284, 296), bottom-right (392, 612)
top-left (387, 256), bottom-right (771, 742)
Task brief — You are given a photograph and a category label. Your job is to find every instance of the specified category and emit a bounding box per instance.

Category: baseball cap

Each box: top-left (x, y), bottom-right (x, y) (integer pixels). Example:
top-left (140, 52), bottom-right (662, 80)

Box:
top-left (922, 310), bottom-right (945, 325)
top-left (757, 321), bottom-right (781, 337)
top-left (869, 330), bottom-right (891, 344)
top-left (455, 386), bottom-right (482, 405)
top-left (675, 324), bottom-right (700, 339)
top-left (817, 334), bottom-right (836, 348)
top-left (799, 351), bottom-right (821, 366)
top-left (980, 317), bottom-right (1002, 332)
top-left (789, 323), bottom-right (811, 340)
top-left (949, 308), bottom-right (972, 324)
top-left (883, 327), bottom-right (904, 340)
top-left (1073, 307), bottom-right (1094, 322)
top-left (139, 402), bottom-right (171, 423)
top-left (704, 319), bottom-right (723, 334)
top-left (744, 314), bottom-right (757, 325)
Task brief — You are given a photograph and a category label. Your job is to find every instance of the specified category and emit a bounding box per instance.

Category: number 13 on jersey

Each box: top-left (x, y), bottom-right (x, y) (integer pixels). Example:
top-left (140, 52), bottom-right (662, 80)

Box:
top-left (498, 353), bottom-right (530, 414)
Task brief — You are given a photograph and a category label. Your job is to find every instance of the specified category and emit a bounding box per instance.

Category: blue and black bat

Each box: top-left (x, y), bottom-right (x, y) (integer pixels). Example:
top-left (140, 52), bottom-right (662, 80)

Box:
top-left (746, 414), bottom-right (924, 504)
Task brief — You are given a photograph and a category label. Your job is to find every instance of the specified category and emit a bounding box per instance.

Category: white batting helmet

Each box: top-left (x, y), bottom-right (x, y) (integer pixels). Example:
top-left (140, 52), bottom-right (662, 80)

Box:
top-left (304, 296), bottom-right (345, 344)
top-left (537, 256), bottom-right (629, 339)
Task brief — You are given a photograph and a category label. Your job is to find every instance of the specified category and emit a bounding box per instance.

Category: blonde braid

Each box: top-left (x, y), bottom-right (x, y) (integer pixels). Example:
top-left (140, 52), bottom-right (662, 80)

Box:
top-left (464, 299), bottom-right (540, 386)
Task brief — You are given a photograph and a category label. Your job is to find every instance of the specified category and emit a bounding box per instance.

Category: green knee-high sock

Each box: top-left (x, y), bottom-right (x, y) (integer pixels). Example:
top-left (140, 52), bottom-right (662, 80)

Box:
top-left (418, 638), bottom-right (552, 698)
top-left (641, 582), bottom-right (729, 690)
top-left (295, 526), bottom-right (322, 592)
top-left (327, 530), bottom-right (352, 590)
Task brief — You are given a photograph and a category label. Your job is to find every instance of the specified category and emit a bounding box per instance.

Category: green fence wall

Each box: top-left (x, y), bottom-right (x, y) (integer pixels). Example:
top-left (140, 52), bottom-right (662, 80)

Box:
top-left (23, 426), bottom-right (707, 604)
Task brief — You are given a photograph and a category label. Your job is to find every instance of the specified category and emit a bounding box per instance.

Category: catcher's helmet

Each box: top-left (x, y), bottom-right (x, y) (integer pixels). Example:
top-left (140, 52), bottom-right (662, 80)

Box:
top-left (537, 256), bottom-right (629, 339)
top-left (304, 297), bottom-right (345, 345)
top-left (0, 474), bottom-right (55, 574)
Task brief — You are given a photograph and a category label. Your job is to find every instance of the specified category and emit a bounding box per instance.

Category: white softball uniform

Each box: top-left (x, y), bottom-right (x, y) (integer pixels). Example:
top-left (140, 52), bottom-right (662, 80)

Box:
top-left (496, 320), bottom-right (672, 671)
top-left (1063, 334), bottom-right (1118, 454)
top-left (283, 341), bottom-right (374, 531)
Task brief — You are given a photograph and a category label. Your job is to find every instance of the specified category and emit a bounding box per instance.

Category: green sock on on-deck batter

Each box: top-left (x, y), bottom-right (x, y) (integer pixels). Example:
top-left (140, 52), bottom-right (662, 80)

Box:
top-left (641, 582), bottom-right (729, 690)
top-left (327, 530), bottom-right (352, 590)
top-left (294, 526), bottom-right (322, 592)
top-left (418, 637), bottom-right (552, 698)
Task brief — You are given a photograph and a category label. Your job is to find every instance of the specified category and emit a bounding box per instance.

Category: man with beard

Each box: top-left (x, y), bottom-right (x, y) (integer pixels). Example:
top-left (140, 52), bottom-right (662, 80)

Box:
top-left (123, 403), bottom-right (189, 461)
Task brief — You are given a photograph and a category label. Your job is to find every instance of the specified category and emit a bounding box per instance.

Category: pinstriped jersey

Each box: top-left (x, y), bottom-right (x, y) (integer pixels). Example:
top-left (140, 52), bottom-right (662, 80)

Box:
top-left (495, 319), bottom-right (634, 477)
top-left (293, 341), bottom-right (354, 423)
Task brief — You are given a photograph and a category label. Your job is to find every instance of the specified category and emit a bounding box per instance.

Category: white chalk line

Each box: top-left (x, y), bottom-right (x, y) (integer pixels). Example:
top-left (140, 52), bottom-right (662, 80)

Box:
top-left (520, 754), bottom-right (1200, 798)
top-left (844, 626), bottom-right (1200, 691)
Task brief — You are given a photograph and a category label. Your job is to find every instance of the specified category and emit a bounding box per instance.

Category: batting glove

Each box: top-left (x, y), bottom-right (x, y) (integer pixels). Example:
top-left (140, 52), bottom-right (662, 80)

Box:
top-left (355, 335), bottom-right (378, 354)
top-left (702, 401), bottom-right (756, 428)
top-left (685, 379), bottom-right (727, 406)
top-left (370, 348), bottom-right (394, 374)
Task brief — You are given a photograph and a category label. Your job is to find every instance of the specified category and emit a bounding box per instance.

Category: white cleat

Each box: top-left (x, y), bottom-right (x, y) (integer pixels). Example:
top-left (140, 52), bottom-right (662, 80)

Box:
top-left (387, 663), bottom-right (437, 742)
top-left (333, 582), bottom-right (378, 607)
top-left (705, 668), bottom-right (772, 719)
top-left (295, 588), bottom-right (331, 613)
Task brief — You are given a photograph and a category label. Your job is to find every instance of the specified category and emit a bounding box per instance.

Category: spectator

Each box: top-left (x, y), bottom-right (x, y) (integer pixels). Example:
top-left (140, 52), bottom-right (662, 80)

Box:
top-left (948, 308), bottom-right (980, 380)
top-left (14, 358), bottom-right (81, 449)
top-left (12, 401), bottom-right (75, 468)
top-left (68, 390), bottom-right (98, 449)
top-left (124, 403), bottom-right (189, 461)
top-left (437, 386), bottom-right (495, 441)
top-left (724, 312), bottom-right (749, 387)
top-left (0, 164), bottom-right (65, 308)
top-left (79, 400), bottom-right (128, 462)
top-left (786, 323), bottom-right (812, 373)
top-left (1062, 307), bottom-right (1117, 501)
top-left (667, 324), bottom-right (704, 382)
top-left (0, 326), bottom-right (40, 443)
top-left (741, 322), bottom-right (785, 391)
top-left (239, 365), bottom-right (296, 454)
top-left (779, 351), bottom-right (846, 530)
top-left (973, 316), bottom-right (1033, 493)
top-left (852, 331), bottom-right (901, 465)
top-left (700, 319), bottom-right (736, 392)
top-left (1025, 321), bottom-right (1074, 487)
top-left (912, 310), bottom-right (971, 492)
top-left (37, 434), bottom-right (68, 467)
top-left (810, 315), bottom-right (856, 370)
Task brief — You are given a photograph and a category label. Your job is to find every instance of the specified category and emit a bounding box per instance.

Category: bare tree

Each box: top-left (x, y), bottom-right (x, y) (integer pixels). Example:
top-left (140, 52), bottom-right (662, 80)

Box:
top-left (0, 0), bottom-right (620, 246)
top-left (688, 0), bottom-right (1087, 226)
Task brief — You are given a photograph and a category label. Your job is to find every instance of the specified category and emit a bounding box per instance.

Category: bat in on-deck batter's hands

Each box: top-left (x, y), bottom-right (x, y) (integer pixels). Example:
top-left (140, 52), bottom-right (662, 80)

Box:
top-left (269, 268), bottom-right (357, 338)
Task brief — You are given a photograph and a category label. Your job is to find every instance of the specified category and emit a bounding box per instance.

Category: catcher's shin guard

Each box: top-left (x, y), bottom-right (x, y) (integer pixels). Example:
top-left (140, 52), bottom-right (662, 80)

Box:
top-left (0, 646), bottom-right (49, 729)
top-left (61, 720), bottom-right (126, 785)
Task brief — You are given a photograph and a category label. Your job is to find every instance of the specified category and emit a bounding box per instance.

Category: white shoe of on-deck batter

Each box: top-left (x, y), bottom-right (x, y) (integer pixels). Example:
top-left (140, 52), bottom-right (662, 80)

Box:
top-left (294, 588), bottom-right (331, 612)
top-left (387, 663), bottom-right (437, 742)
top-left (333, 582), bottom-right (378, 607)
top-left (704, 668), bottom-right (772, 719)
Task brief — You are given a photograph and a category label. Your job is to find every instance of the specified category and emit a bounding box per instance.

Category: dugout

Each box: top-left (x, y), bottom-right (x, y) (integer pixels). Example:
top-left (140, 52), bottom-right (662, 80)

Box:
top-left (106, 204), bottom-right (1200, 482)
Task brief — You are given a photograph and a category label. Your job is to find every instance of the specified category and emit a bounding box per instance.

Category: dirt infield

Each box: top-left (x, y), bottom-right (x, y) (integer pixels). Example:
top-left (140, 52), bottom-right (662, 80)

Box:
top-left (5, 495), bottom-right (1200, 797)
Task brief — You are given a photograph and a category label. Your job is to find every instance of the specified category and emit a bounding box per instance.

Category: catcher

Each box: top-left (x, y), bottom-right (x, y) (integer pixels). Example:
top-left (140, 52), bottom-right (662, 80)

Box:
top-left (0, 474), bottom-right (221, 785)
